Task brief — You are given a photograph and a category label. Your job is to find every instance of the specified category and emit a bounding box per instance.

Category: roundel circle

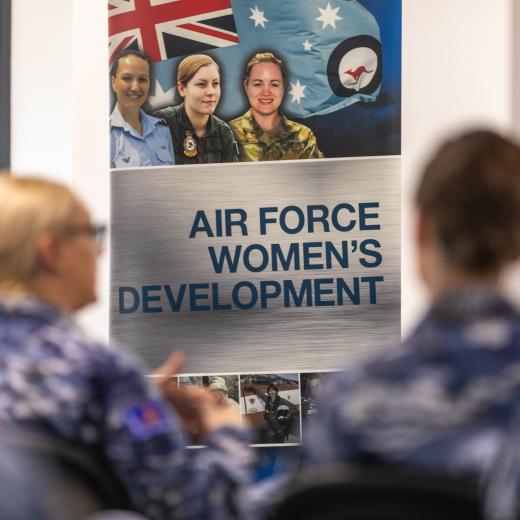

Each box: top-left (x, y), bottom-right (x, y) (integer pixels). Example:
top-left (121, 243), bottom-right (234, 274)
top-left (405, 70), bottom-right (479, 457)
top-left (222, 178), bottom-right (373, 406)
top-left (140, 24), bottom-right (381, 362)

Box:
top-left (327, 35), bottom-right (382, 97)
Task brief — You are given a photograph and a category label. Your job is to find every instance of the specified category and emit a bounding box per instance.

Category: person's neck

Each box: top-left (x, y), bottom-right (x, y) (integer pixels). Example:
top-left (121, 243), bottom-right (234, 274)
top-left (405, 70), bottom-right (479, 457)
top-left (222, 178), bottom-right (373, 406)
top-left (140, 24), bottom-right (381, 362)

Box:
top-left (251, 110), bottom-right (281, 134)
top-left (429, 267), bottom-right (500, 299)
top-left (118, 103), bottom-right (142, 135)
top-left (185, 105), bottom-right (209, 138)
top-left (29, 279), bottom-right (76, 313)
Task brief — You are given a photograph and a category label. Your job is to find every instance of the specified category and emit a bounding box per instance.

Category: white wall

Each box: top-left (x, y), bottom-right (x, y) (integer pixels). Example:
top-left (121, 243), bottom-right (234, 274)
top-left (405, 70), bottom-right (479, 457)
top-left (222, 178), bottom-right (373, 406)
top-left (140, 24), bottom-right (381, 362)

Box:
top-left (10, 0), bottom-right (517, 340)
top-left (70, 1), bottom-right (110, 339)
top-left (401, 0), bottom-right (514, 333)
top-left (11, 0), bottom-right (74, 185)
top-left (11, 0), bottom-right (110, 340)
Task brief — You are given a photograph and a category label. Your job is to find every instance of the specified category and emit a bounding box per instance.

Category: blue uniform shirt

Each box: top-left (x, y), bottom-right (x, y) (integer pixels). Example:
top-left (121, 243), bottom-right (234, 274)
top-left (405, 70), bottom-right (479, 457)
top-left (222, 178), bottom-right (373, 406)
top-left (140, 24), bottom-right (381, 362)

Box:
top-left (110, 105), bottom-right (174, 169)
top-left (0, 297), bottom-right (253, 520)
top-left (303, 287), bottom-right (520, 517)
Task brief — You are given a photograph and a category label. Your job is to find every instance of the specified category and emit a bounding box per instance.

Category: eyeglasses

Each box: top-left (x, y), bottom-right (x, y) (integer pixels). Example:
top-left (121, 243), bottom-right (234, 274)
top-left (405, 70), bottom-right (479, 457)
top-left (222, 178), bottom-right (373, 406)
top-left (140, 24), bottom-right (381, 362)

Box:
top-left (62, 224), bottom-right (107, 247)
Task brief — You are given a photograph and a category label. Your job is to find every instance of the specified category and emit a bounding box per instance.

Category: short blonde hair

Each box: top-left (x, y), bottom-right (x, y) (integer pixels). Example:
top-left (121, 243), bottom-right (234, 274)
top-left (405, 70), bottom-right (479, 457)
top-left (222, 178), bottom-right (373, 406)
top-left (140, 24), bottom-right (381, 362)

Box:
top-left (177, 54), bottom-right (219, 85)
top-left (0, 175), bottom-right (78, 292)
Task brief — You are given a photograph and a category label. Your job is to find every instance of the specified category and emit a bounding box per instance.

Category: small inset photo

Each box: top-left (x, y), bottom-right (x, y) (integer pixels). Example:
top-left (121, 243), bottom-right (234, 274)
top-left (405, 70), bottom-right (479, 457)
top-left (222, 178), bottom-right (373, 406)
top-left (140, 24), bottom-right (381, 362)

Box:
top-left (240, 373), bottom-right (300, 445)
top-left (179, 374), bottom-right (240, 417)
top-left (178, 374), bottom-right (241, 447)
top-left (300, 372), bottom-right (335, 434)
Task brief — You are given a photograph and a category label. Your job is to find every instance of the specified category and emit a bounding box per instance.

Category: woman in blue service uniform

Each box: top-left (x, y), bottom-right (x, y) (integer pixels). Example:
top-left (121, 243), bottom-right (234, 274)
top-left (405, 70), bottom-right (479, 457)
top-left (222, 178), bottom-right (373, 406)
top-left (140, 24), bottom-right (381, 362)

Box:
top-left (154, 54), bottom-right (239, 164)
top-left (110, 49), bottom-right (174, 168)
top-left (302, 131), bottom-right (520, 520)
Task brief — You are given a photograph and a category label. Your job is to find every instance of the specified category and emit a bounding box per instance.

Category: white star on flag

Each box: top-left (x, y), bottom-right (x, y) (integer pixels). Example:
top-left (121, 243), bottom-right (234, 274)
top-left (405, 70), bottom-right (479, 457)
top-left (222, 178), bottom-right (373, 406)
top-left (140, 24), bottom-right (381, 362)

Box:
top-left (303, 40), bottom-right (313, 51)
top-left (316, 3), bottom-right (342, 29)
top-left (289, 80), bottom-right (306, 104)
top-left (147, 80), bottom-right (176, 111)
top-left (249, 6), bottom-right (268, 28)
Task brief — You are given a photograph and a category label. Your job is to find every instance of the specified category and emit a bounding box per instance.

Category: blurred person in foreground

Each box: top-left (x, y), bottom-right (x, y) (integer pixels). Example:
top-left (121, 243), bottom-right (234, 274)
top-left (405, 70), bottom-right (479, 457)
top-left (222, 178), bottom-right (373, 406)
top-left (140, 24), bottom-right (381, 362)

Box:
top-left (302, 130), bottom-right (520, 517)
top-left (0, 176), bottom-right (253, 520)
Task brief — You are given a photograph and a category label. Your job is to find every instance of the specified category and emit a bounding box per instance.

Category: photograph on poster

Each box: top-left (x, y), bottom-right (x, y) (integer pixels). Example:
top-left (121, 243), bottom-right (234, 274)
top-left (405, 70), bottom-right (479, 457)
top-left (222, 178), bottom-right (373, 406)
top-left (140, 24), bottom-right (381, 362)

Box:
top-left (240, 373), bottom-right (301, 445)
top-left (176, 374), bottom-right (241, 446)
top-left (300, 372), bottom-right (336, 437)
top-left (109, 0), bottom-right (402, 402)
top-left (108, 0), bottom-right (401, 168)
top-left (179, 374), bottom-right (241, 417)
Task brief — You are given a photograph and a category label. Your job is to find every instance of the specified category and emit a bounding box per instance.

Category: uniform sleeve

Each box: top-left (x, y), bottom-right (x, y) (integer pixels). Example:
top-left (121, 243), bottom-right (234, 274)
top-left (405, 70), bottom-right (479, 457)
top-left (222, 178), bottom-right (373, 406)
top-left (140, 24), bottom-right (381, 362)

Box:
top-left (110, 128), bottom-right (117, 169)
top-left (301, 130), bottom-right (325, 159)
top-left (153, 109), bottom-right (180, 165)
top-left (99, 354), bottom-right (254, 520)
top-left (484, 405), bottom-right (520, 520)
top-left (165, 125), bottom-right (175, 165)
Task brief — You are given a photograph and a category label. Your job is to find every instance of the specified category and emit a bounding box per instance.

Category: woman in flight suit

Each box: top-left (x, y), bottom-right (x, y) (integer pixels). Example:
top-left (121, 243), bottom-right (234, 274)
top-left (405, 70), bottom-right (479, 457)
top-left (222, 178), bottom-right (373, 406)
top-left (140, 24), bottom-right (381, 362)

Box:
top-left (154, 54), bottom-right (238, 165)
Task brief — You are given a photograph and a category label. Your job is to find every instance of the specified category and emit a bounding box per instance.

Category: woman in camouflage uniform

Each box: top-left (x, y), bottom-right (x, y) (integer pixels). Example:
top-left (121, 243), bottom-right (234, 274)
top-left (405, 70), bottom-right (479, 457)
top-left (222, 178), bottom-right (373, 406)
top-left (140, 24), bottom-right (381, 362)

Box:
top-left (229, 52), bottom-right (324, 162)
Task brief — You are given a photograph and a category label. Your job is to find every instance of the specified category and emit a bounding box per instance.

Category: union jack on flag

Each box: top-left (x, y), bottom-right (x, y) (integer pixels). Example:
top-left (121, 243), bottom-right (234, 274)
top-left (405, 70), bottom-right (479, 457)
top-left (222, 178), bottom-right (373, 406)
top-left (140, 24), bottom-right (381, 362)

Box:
top-left (108, 0), bottom-right (240, 66)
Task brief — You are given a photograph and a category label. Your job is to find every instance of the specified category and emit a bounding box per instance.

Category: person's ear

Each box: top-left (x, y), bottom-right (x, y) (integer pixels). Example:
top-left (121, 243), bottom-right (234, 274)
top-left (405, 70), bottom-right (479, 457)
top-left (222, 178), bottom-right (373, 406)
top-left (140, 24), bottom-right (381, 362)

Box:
top-left (111, 75), bottom-right (116, 93)
top-left (416, 208), bottom-right (432, 249)
top-left (243, 80), bottom-right (248, 94)
top-left (177, 82), bottom-right (186, 98)
top-left (35, 232), bottom-right (61, 275)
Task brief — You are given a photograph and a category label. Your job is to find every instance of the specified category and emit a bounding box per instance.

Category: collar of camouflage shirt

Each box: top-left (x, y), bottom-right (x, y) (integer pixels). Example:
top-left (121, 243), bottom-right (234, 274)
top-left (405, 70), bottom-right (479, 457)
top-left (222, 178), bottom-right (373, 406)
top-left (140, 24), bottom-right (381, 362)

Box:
top-left (248, 109), bottom-right (293, 143)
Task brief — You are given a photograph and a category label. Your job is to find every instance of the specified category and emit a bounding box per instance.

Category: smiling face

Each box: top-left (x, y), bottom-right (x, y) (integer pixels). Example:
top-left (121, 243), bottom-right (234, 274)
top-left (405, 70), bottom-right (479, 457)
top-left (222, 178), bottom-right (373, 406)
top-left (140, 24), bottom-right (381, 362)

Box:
top-left (111, 55), bottom-right (150, 113)
top-left (178, 63), bottom-right (221, 118)
top-left (244, 62), bottom-right (285, 118)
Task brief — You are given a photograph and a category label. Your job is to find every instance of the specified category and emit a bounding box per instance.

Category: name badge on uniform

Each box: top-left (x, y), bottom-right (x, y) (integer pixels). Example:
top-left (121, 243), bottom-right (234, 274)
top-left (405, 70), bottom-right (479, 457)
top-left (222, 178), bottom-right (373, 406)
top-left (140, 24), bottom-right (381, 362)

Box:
top-left (183, 131), bottom-right (198, 158)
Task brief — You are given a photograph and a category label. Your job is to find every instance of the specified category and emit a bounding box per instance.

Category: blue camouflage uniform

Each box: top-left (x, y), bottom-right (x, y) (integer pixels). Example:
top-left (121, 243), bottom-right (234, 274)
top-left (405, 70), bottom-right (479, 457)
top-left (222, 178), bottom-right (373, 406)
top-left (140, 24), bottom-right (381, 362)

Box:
top-left (304, 287), bottom-right (520, 517)
top-left (110, 105), bottom-right (174, 169)
top-left (0, 445), bottom-right (47, 520)
top-left (0, 297), bottom-right (253, 520)
top-left (485, 403), bottom-right (520, 520)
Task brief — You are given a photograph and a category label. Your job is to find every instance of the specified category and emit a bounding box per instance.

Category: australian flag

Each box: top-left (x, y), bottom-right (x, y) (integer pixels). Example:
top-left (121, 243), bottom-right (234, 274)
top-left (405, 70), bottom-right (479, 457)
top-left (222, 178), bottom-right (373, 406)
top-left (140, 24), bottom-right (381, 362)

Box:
top-left (109, 0), bottom-right (384, 119)
top-left (108, 0), bottom-right (239, 66)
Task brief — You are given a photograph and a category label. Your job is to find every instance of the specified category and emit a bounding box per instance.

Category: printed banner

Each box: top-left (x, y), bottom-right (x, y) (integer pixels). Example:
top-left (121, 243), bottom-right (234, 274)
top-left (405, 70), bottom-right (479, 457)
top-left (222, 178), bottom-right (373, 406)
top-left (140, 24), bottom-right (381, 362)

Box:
top-left (111, 157), bottom-right (400, 372)
top-left (108, 0), bottom-right (401, 446)
top-left (109, 0), bottom-right (401, 163)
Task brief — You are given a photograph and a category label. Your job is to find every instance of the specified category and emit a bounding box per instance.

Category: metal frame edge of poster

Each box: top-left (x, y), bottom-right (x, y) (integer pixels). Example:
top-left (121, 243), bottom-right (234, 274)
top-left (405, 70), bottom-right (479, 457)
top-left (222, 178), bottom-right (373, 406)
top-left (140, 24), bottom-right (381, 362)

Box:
top-left (0, 0), bottom-right (11, 170)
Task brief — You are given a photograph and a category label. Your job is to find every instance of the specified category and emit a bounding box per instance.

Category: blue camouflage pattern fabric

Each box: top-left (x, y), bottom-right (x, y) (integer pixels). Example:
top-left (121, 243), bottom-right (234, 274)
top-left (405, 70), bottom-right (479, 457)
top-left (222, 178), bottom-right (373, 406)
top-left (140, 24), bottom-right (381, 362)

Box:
top-left (485, 403), bottom-right (520, 520)
top-left (0, 297), bottom-right (253, 520)
top-left (303, 287), bottom-right (520, 516)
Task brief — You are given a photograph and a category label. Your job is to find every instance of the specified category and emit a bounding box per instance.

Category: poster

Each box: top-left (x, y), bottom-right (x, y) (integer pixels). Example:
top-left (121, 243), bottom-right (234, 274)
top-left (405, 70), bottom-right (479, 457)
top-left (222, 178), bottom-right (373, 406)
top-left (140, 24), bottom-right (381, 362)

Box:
top-left (109, 0), bottom-right (401, 446)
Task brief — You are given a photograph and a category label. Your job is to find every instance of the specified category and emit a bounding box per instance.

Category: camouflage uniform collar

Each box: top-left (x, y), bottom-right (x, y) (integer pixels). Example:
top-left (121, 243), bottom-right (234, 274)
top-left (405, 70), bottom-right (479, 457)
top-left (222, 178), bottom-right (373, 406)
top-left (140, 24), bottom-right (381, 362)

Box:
top-left (0, 295), bottom-right (74, 326)
top-left (247, 110), bottom-right (293, 141)
top-left (178, 103), bottom-right (217, 135)
top-left (277, 113), bottom-right (295, 138)
top-left (428, 286), bottom-right (514, 325)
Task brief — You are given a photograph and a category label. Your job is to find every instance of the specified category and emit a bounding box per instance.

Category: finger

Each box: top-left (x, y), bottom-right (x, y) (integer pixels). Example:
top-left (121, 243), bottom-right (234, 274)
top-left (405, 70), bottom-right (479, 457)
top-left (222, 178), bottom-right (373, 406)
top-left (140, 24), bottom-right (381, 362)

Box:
top-left (154, 351), bottom-right (185, 383)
